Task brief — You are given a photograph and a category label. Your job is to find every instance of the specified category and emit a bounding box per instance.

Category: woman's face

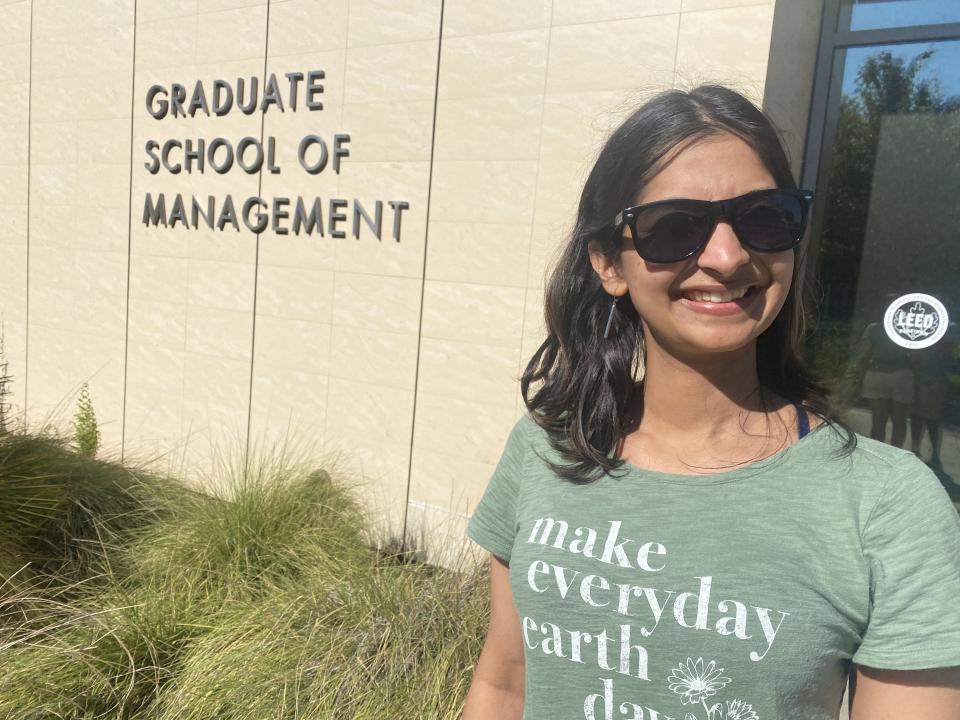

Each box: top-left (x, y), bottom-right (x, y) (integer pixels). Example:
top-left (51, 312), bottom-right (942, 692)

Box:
top-left (594, 132), bottom-right (795, 361)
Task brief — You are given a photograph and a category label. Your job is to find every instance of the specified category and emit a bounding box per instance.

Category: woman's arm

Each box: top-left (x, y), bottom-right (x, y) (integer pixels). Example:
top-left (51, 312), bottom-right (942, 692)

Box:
top-left (461, 555), bottom-right (526, 720)
top-left (849, 664), bottom-right (960, 719)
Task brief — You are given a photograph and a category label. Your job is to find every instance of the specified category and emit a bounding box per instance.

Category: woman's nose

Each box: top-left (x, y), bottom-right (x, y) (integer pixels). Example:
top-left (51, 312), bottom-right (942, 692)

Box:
top-left (696, 220), bottom-right (751, 276)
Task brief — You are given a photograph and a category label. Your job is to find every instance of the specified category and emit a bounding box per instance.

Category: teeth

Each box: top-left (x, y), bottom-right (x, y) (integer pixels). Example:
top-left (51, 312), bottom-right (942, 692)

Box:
top-left (684, 287), bottom-right (751, 303)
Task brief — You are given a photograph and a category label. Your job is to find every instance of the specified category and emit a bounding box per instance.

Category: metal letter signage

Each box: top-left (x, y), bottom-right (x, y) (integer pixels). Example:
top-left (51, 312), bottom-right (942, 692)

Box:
top-left (141, 70), bottom-right (410, 241)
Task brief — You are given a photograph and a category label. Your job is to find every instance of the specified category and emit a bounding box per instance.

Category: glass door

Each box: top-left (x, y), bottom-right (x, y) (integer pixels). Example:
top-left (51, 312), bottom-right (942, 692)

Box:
top-left (805, 4), bottom-right (960, 501)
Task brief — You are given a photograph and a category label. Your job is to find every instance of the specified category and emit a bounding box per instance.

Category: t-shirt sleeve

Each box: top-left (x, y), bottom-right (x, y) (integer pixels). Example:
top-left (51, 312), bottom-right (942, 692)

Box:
top-left (852, 452), bottom-right (960, 669)
top-left (466, 414), bottom-right (532, 564)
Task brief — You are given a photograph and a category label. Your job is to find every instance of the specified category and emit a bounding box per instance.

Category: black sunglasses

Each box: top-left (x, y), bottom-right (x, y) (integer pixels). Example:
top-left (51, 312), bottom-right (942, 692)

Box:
top-left (613, 188), bottom-right (815, 264)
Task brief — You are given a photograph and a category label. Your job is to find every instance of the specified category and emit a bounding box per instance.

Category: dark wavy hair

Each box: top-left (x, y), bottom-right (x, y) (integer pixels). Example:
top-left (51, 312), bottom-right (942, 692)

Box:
top-left (521, 84), bottom-right (854, 483)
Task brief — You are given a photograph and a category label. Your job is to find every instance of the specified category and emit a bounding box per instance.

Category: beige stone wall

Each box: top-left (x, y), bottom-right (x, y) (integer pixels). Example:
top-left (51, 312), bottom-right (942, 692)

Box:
top-left (0, 0), bottom-right (31, 424)
top-left (0, 0), bottom-right (777, 564)
top-left (16, 0), bottom-right (135, 444)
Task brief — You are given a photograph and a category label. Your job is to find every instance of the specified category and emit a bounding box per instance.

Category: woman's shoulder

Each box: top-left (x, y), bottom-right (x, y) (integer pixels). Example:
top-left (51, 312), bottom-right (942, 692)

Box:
top-left (805, 419), bottom-right (918, 472)
top-left (510, 410), bottom-right (562, 449)
top-left (842, 429), bottom-right (919, 469)
top-left (505, 411), bottom-right (543, 450)
top-left (804, 422), bottom-right (957, 520)
top-left (496, 411), bottom-right (553, 473)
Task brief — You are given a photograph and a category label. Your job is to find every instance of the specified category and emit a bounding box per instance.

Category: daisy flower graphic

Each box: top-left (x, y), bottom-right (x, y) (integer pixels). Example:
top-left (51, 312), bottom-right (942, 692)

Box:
top-left (667, 657), bottom-right (732, 705)
top-left (725, 698), bottom-right (759, 720)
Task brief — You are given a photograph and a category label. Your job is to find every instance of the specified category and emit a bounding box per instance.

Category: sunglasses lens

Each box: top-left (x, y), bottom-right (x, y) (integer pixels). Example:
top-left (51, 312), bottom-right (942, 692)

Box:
top-left (633, 203), bottom-right (713, 263)
top-left (735, 192), bottom-right (805, 251)
top-left (625, 190), bottom-right (811, 263)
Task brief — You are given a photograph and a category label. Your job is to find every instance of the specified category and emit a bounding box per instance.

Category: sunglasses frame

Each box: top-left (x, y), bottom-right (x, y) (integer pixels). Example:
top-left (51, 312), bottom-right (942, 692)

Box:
top-left (613, 188), bottom-right (815, 264)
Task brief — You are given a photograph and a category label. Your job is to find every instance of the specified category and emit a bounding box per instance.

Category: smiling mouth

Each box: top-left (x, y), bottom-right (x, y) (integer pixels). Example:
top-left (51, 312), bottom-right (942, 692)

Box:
top-left (680, 286), bottom-right (756, 303)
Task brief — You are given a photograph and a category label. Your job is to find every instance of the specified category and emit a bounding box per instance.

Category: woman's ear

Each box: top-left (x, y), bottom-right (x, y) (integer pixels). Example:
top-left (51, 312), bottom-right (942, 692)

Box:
top-left (587, 239), bottom-right (629, 297)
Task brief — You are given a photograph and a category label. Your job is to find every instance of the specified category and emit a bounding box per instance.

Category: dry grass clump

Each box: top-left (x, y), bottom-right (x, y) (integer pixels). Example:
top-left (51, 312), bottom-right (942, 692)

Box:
top-left (155, 559), bottom-right (488, 720)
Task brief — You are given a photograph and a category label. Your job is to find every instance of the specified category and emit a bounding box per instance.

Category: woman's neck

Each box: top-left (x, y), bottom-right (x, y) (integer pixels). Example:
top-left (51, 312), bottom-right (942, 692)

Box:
top-left (638, 338), bottom-right (779, 440)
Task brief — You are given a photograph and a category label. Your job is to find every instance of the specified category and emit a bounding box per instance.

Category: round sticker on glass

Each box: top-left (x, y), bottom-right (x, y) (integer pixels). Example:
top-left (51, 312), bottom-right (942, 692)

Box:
top-left (883, 293), bottom-right (949, 349)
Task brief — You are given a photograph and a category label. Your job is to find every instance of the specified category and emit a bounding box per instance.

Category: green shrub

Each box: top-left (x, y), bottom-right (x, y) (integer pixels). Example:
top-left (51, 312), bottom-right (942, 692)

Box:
top-left (0, 429), bottom-right (186, 589)
top-left (126, 467), bottom-right (371, 603)
top-left (155, 559), bottom-right (489, 720)
top-left (0, 430), bottom-right (490, 720)
top-left (73, 384), bottom-right (101, 459)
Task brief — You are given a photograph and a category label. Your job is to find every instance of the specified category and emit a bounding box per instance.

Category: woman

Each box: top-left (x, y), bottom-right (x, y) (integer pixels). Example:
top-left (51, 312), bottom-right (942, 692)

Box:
top-left (461, 86), bottom-right (960, 720)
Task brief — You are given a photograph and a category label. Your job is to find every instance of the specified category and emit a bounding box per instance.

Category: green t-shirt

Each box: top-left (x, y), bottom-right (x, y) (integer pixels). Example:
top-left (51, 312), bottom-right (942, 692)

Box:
top-left (467, 414), bottom-right (960, 720)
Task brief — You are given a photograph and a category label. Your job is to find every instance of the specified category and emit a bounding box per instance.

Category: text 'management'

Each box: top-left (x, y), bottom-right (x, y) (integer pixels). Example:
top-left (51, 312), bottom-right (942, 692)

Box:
top-left (141, 72), bottom-right (411, 241)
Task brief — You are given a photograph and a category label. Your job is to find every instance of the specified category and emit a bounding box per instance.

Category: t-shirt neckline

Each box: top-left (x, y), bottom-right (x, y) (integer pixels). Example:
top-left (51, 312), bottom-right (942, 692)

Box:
top-left (614, 419), bottom-right (830, 486)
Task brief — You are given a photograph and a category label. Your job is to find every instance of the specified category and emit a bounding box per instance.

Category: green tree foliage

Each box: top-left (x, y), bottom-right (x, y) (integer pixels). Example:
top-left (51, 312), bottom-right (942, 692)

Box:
top-left (73, 382), bottom-right (101, 459)
top-left (819, 48), bottom-right (957, 326)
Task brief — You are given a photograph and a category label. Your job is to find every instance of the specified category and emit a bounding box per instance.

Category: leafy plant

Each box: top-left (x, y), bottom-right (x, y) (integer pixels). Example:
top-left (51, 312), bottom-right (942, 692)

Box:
top-left (0, 317), bottom-right (12, 435)
top-left (74, 383), bottom-right (101, 459)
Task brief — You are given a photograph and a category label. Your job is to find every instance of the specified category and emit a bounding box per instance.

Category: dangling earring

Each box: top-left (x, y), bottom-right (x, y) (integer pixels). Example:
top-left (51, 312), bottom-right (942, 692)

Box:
top-left (602, 294), bottom-right (619, 339)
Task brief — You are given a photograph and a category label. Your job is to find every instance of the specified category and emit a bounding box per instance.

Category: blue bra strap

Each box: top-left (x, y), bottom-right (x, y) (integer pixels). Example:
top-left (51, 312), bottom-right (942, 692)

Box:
top-left (795, 403), bottom-right (810, 439)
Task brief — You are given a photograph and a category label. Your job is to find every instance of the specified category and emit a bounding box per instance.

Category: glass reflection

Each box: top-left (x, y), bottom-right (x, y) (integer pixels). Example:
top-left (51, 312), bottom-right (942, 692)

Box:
top-left (810, 39), bottom-right (960, 506)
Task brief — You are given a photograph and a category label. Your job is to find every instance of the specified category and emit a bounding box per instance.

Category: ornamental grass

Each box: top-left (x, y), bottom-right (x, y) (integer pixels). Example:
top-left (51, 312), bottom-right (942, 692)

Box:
top-left (0, 425), bottom-right (489, 720)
